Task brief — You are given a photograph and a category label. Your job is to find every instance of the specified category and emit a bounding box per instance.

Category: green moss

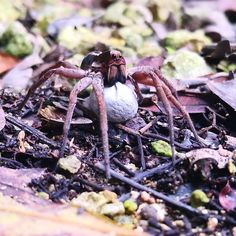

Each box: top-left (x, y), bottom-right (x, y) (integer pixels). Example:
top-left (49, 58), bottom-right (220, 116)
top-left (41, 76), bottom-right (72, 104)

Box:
top-left (151, 140), bottom-right (172, 157)
top-left (147, 0), bottom-right (182, 25)
top-left (190, 189), bottom-right (209, 208)
top-left (161, 50), bottom-right (213, 80)
top-left (123, 199), bottom-right (138, 214)
top-left (163, 30), bottom-right (211, 52)
top-left (0, 22), bottom-right (32, 58)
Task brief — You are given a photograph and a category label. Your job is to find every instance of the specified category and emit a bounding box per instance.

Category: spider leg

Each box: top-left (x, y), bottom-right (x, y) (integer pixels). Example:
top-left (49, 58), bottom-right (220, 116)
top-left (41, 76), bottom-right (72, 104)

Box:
top-left (149, 71), bottom-right (176, 164)
top-left (129, 66), bottom-right (178, 99)
top-left (92, 74), bottom-right (110, 179)
top-left (154, 69), bottom-right (178, 99)
top-left (161, 83), bottom-right (201, 143)
top-left (60, 76), bottom-right (93, 158)
top-left (127, 75), bottom-right (144, 103)
top-left (18, 64), bottom-right (86, 110)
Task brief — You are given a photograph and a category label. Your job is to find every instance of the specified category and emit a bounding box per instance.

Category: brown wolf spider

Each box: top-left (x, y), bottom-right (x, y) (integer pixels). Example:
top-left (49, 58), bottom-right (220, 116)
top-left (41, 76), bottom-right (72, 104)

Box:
top-left (19, 50), bottom-right (201, 178)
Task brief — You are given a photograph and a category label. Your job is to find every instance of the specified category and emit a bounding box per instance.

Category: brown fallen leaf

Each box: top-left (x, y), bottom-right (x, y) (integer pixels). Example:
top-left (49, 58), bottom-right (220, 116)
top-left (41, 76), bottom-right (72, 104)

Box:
top-left (185, 147), bottom-right (233, 169)
top-left (0, 167), bottom-right (145, 236)
top-left (39, 105), bottom-right (92, 125)
top-left (207, 78), bottom-right (236, 110)
top-left (0, 167), bottom-right (47, 206)
top-left (136, 56), bottom-right (164, 68)
top-left (0, 105), bottom-right (6, 131)
top-left (0, 194), bottom-right (145, 236)
top-left (219, 181), bottom-right (236, 211)
top-left (0, 52), bottom-right (19, 74)
top-left (140, 93), bottom-right (208, 114)
top-left (1, 52), bottom-right (43, 91)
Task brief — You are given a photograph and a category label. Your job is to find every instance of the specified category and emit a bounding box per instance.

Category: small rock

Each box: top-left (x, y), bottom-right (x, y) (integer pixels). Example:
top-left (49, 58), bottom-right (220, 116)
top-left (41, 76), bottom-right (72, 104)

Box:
top-left (140, 191), bottom-right (155, 203)
top-left (100, 202), bottom-right (125, 216)
top-left (152, 203), bottom-right (167, 221)
top-left (101, 190), bottom-right (117, 203)
top-left (36, 191), bottom-right (49, 200)
top-left (130, 191), bottom-right (139, 200)
top-left (58, 155), bottom-right (81, 174)
top-left (190, 189), bottom-right (210, 208)
top-left (149, 197), bottom-right (156, 204)
top-left (228, 159), bottom-right (236, 174)
top-left (113, 215), bottom-right (136, 229)
top-left (207, 217), bottom-right (218, 231)
top-left (71, 192), bottom-right (109, 213)
top-left (232, 227), bottom-right (236, 236)
top-left (48, 184), bottom-right (55, 192)
top-left (173, 220), bottom-right (184, 227)
top-left (140, 191), bottom-right (151, 202)
top-left (125, 163), bottom-right (138, 172)
top-left (140, 203), bottom-right (166, 222)
top-left (123, 199), bottom-right (138, 214)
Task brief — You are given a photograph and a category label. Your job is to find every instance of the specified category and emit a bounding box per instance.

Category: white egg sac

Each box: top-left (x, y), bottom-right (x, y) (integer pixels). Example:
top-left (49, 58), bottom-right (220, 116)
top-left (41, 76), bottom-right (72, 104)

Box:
top-left (88, 82), bottom-right (138, 123)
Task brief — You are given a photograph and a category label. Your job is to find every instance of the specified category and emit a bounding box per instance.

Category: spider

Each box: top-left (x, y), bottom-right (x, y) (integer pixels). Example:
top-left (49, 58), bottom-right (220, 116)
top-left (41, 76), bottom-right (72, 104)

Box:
top-left (18, 50), bottom-right (201, 178)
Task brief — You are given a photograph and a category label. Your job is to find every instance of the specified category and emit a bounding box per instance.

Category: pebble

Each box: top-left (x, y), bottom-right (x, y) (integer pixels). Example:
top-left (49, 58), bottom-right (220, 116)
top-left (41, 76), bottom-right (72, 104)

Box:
top-left (100, 202), bottom-right (125, 216)
top-left (140, 191), bottom-right (151, 202)
top-left (207, 217), bottom-right (218, 231)
top-left (58, 155), bottom-right (81, 174)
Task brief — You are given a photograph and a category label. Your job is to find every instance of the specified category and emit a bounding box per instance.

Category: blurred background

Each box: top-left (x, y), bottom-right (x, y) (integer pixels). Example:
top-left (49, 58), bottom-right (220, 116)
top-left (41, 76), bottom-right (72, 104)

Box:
top-left (0, 0), bottom-right (236, 90)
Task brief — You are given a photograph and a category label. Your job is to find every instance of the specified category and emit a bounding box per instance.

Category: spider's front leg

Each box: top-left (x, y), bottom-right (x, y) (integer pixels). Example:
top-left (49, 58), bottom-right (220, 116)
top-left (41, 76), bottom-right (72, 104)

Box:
top-left (60, 72), bottom-right (110, 179)
top-left (18, 61), bottom-right (86, 110)
top-left (60, 76), bottom-right (93, 158)
top-left (129, 67), bottom-right (202, 164)
top-left (91, 75), bottom-right (110, 178)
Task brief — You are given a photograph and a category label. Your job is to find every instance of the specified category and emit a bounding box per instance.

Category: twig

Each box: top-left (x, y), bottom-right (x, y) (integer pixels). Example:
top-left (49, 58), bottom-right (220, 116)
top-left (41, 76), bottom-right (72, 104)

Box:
top-left (72, 176), bottom-right (106, 191)
top-left (116, 124), bottom-right (146, 170)
top-left (112, 158), bottom-right (135, 177)
top-left (137, 136), bottom-right (146, 170)
top-left (116, 124), bottom-right (147, 139)
top-left (132, 161), bottom-right (174, 182)
top-left (95, 162), bottom-right (204, 217)
top-left (95, 162), bottom-right (236, 225)
top-left (139, 117), bottom-right (159, 134)
top-left (0, 156), bottom-right (26, 169)
top-left (6, 115), bottom-right (59, 148)
top-left (144, 132), bottom-right (191, 150)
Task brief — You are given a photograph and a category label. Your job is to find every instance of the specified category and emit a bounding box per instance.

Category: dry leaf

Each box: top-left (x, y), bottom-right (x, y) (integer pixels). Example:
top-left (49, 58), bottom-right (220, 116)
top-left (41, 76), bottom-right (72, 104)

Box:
top-left (0, 167), bottom-right (145, 236)
top-left (0, 196), bottom-right (144, 236)
top-left (186, 147), bottom-right (233, 169)
top-left (1, 52), bottom-right (43, 91)
top-left (207, 79), bottom-right (236, 110)
top-left (219, 182), bottom-right (236, 211)
top-left (0, 52), bottom-right (19, 73)
top-left (39, 105), bottom-right (92, 125)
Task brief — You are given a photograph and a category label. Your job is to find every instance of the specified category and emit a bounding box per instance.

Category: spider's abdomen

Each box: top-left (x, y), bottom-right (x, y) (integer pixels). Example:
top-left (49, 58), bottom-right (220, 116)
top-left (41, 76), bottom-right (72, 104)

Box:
top-left (88, 82), bottom-right (138, 123)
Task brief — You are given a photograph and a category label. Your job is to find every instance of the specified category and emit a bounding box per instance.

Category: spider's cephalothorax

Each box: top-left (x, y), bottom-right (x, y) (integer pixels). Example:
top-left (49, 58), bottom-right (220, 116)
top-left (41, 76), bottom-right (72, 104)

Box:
top-left (106, 50), bottom-right (126, 86)
top-left (19, 49), bottom-right (202, 179)
top-left (81, 50), bottom-right (126, 87)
